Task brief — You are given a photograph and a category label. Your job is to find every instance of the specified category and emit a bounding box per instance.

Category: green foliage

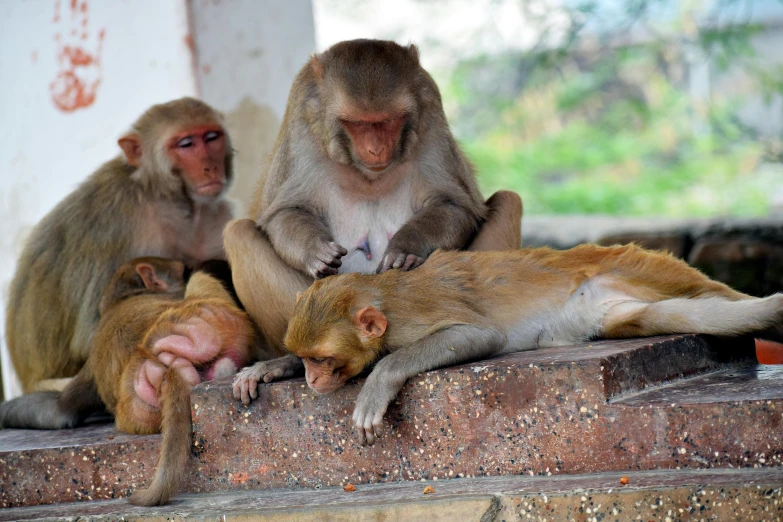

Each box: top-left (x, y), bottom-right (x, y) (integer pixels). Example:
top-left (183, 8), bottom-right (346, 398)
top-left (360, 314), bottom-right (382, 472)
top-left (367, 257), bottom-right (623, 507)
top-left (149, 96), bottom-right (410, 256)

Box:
top-left (440, 3), bottom-right (783, 217)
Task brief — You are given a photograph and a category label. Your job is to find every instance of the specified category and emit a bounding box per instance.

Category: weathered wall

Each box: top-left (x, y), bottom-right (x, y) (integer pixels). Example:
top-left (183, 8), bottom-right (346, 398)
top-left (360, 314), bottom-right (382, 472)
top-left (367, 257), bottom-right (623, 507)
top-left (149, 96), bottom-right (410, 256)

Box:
top-left (189, 0), bottom-right (315, 212)
top-left (0, 0), bottom-right (315, 399)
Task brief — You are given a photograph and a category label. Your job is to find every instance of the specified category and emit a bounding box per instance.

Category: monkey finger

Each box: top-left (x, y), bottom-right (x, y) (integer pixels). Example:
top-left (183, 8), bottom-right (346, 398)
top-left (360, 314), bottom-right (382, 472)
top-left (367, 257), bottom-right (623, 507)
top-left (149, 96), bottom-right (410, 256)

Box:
top-left (238, 382), bottom-right (250, 405)
top-left (366, 415), bottom-right (385, 446)
top-left (328, 242), bottom-right (348, 257)
top-left (316, 265), bottom-right (339, 278)
top-left (391, 253), bottom-right (407, 270)
top-left (401, 254), bottom-right (422, 271)
top-left (319, 256), bottom-right (342, 268)
top-left (232, 370), bottom-right (260, 405)
top-left (169, 357), bottom-right (201, 387)
top-left (156, 351), bottom-right (177, 367)
top-left (135, 360), bottom-right (165, 408)
top-left (364, 428), bottom-right (376, 446)
top-left (238, 379), bottom-right (256, 405)
top-left (376, 255), bottom-right (394, 274)
top-left (356, 426), bottom-right (368, 446)
top-left (231, 380), bottom-right (244, 403)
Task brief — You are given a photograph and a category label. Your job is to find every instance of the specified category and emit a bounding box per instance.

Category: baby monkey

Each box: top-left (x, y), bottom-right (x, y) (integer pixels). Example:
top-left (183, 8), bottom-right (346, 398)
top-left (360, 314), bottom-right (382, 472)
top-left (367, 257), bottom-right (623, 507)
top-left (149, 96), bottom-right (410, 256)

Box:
top-left (1, 257), bottom-right (256, 506)
top-left (274, 244), bottom-right (783, 445)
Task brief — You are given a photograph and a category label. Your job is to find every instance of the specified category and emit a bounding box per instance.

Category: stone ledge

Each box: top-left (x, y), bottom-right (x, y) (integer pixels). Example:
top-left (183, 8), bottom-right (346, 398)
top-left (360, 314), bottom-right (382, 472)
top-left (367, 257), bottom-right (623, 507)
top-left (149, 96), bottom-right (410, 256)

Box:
top-left (0, 424), bottom-right (159, 508)
top-left (2, 468), bottom-right (781, 521)
top-left (185, 335), bottom-right (780, 495)
top-left (2, 334), bottom-right (778, 509)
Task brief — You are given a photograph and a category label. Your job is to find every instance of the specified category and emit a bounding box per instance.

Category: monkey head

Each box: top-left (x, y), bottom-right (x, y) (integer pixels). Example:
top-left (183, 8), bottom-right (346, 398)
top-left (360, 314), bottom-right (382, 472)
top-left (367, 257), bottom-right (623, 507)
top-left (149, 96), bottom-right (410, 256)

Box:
top-left (284, 276), bottom-right (387, 395)
top-left (311, 40), bottom-right (427, 179)
top-left (99, 257), bottom-right (186, 315)
top-left (117, 97), bottom-right (234, 201)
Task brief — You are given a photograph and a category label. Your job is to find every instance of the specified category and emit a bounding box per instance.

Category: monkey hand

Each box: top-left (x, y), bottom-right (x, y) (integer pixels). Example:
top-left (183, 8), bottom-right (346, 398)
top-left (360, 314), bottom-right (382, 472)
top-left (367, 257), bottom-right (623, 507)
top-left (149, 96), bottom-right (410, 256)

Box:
top-left (352, 372), bottom-right (404, 445)
top-left (232, 355), bottom-right (304, 405)
top-left (135, 356), bottom-right (201, 410)
top-left (308, 241), bottom-right (348, 279)
top-left (376, 249), bottom-right (425, 274)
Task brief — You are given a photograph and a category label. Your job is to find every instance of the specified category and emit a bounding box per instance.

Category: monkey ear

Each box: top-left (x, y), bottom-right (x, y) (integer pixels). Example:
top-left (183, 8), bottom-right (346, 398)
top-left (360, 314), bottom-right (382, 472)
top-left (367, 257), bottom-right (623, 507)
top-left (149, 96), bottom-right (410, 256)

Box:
top-left (407, 44), bottom-right (420, 63)
top-left (136, 263), bottom-right (167, 292)
top-left (296, 291), bottom-right (304, 303)
top-left (310, 55), bottom-right (325, 81)
top-left (118, 134), bottom-right (142, 168)
top-left (353, 306), bottom-right (387, 339)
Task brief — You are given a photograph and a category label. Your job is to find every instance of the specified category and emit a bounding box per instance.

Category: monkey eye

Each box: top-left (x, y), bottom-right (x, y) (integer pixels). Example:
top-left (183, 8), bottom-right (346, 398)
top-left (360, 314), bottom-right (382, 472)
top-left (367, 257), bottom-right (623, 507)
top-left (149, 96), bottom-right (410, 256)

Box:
top-left (309, 357), bottom-right (327, 364)
top-left (204, 131), bottom-right (221, 142)
top-left (177, 137), bottom-right (193, 148)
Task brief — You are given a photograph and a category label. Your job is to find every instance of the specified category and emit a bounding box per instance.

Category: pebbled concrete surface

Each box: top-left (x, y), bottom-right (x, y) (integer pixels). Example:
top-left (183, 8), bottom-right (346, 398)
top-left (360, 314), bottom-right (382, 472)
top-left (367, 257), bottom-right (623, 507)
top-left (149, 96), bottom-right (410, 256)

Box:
top-left (1, 468), bottom-right (781, 521)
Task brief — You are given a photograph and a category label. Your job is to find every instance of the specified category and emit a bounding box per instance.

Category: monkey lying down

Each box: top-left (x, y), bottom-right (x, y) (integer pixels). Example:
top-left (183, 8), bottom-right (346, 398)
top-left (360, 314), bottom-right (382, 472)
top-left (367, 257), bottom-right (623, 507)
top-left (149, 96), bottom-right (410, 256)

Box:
top-left (233, 243), bottom-right (783, 446)
top-left (0, 257), bottom-right (256, 506)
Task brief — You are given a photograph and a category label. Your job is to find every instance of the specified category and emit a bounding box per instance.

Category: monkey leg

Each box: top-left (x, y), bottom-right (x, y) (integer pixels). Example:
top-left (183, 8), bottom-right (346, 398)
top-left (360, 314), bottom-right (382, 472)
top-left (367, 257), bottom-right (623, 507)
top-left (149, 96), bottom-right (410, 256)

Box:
top-left (603, 294), bottom-right (783, 339)
top-left (468, 190), bottom-right (523, 251)
top-left (0, 366), bottom-right (104, 430)
top-left (224, 219), bottom-right (312, 354)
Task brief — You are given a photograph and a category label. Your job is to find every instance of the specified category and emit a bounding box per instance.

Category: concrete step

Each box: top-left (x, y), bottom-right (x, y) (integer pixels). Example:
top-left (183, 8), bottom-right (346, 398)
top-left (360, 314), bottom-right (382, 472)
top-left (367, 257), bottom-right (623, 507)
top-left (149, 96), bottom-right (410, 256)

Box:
top-left (613, 364), bottom-right (783, 406)
top-left (2, 468), bottom-right (781, 521)
top-left (2, 334), bottom-right (782, 509)
top-left (184, 334), bottom-right (781, 495)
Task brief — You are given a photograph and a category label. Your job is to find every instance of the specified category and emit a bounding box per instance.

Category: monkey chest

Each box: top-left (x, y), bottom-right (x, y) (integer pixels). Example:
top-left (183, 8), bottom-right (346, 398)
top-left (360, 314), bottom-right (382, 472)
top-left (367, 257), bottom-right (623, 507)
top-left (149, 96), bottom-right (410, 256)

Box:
top-left (142, 203), bottom-right (228, 263)
top-left (326, 183), bottom-right (414, 274)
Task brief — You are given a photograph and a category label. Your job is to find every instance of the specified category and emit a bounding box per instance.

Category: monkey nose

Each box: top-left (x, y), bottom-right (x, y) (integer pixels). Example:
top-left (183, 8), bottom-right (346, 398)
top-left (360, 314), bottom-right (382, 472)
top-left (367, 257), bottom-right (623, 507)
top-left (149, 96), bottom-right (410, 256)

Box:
top-left (368, 147), bottom-right (383, 157)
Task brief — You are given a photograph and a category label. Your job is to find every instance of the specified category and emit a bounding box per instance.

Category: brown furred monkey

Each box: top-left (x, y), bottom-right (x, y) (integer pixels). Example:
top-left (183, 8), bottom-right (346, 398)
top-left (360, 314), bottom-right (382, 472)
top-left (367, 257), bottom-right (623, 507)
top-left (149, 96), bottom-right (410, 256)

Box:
top-left (0, 257), bottom-right (256, 506)
top-left (276, 244), bottom-right (783, 445)
top-left (226, 39), bottom-right (522, 390)
top-left (7, 97), bottom-right (236, 392)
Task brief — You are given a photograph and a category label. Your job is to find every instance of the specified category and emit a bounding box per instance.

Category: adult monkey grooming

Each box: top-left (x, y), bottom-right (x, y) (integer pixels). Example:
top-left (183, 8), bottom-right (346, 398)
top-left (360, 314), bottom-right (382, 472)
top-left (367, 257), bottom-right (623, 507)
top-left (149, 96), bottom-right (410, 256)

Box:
top-left (7, 98), bottom-right (235, 392)
top-left (226, 39), bottom-right (522, 392)
top-left (280, 245), bottom-right (783, 445)
top-left (0, 257), bottom-right (256, 506)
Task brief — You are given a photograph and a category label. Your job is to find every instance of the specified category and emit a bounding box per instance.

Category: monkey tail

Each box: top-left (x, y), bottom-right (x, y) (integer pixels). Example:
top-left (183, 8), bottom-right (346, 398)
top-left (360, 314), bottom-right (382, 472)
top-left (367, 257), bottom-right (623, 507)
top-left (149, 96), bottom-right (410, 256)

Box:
top-left (129, 368), bottom-right (192, 507)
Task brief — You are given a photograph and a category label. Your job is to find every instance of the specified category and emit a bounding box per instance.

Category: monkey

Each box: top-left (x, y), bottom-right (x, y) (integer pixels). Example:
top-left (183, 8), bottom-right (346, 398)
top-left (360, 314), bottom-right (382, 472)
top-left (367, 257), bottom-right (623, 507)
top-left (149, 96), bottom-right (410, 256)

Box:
top-left (6, 97), bottom-right (236, 393)
top-left (254, 244), bottom-right (783, 446)
top-left (225, 39), bottom-right (523, 392)
top-left (0, 257), bottom-right (256, 506)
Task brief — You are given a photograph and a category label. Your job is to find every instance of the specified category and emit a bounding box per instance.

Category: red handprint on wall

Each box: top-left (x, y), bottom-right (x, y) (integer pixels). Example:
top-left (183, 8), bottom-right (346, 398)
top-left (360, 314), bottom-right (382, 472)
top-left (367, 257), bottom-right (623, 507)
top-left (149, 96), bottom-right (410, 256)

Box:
top-left (50, 0), bottom-right (106, 113)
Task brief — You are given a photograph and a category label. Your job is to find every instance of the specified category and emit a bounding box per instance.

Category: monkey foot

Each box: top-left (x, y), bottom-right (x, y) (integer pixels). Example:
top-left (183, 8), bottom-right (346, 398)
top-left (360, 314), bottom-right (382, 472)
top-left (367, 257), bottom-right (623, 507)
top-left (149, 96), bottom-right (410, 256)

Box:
top-left (232, 355), bottom-right (304, 405)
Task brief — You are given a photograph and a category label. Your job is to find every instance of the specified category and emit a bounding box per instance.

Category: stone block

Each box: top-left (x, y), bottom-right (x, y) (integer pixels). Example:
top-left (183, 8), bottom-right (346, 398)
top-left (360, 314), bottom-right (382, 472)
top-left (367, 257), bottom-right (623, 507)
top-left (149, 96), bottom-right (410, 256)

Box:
top-left (2, 334), bottom-right (781, 510)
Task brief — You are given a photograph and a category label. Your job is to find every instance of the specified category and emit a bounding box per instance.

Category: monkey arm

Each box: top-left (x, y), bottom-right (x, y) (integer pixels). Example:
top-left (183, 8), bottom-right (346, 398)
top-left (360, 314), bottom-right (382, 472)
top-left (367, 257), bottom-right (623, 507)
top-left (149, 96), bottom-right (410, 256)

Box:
top-left (378, 197), bottom-right (482, 273)
top-left (264, 208), bottom-right (347, 278)
top-left (353, 324), bottom-right (506, 445)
